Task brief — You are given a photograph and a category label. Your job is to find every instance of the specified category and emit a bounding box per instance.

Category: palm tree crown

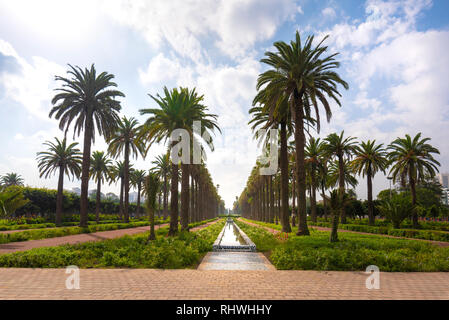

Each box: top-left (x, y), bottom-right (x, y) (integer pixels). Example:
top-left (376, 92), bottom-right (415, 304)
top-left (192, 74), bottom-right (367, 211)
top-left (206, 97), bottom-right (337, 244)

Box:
top-left (0, 173), bottom-right (24, 187)
top-left (37, 137), bottom-right (82, 179)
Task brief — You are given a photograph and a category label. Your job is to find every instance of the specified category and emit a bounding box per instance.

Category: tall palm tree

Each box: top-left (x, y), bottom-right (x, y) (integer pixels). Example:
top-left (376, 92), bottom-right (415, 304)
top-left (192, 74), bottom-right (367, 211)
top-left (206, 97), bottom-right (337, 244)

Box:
top-left (151, 153), bottom-right (171, 219)
top-left (305, 137), bottom-right (324, 223)
top-left (50, 64), bottom-right (124, 227)
top-left (351, 140), bottom-right (388, 225)
top-left (323, 131), bottom-right (357, 224)
top-left (139, 87), bottom-right (220, 235)
top-left (0, 173), bottom-right (25, 187)
top-left (130, 169), bottom-right (146, 217)
top-left (107, 117), bottom-right (145, 223)
top-left (388, 133), bottom-right (440, 228)
top-left (257, 31), bottom-right (348, 235)
top-left (90, 151), bottom-right (112, 223)
top-left (144, 172), bottom-right (160, 240)
top-left (36, 138), bottom-right (82, 226)
top-left (325, 190), bottom-right (351, 242)
top-left (110, 161), bottom-right (133, 219)
top-left (328, 159), bottom-right (358, 190)
top-left (249, 95), bottom-right (293, 232)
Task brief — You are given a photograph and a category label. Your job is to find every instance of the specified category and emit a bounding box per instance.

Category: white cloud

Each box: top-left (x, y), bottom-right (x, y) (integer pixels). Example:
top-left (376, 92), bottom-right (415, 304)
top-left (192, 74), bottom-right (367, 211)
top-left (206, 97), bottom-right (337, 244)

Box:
top-left (322, 7), bottom-right (336, 20)
top-left (103, 0), bottom-right (298, 61)
top-left (0, 39), bottom-right (65, 121)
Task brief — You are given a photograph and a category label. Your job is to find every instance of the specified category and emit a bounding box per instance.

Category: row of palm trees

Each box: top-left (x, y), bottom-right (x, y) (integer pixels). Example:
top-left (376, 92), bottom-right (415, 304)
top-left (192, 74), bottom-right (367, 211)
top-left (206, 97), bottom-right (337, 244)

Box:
top-left (239, 31), bottom-right (440, 238)
top-left (33, 64), bottom-right (222, 233)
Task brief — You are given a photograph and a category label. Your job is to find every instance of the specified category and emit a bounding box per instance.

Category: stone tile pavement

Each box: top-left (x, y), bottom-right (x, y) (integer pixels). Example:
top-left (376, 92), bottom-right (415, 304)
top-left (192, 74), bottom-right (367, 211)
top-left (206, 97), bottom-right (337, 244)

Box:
top-left (0, 268), bottom-right (447, 300)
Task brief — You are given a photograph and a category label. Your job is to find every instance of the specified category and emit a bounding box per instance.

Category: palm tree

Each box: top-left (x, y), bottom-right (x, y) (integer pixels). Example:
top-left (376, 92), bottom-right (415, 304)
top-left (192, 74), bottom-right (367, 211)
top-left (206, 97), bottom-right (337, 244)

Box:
top-left (305, 137), bottom-right (324, 223)
top-left (130, 169), bottom-right (146, 217)
top-left (139, 87), bottom-right (220, 235)
top-left (107, 117), bottom-right (145, 223)
top-left (36, 138), bottom-right (82, 226)
top-left (351, 140), bottom-right (388, 225)
top-left (0, 173), bottom-right (25, 187)
top-left (110, 161), bottom-right (133, 219)
top-left (249, 95), bottom-right (293, 232)
top-left (50, 64), bottom-right (124, 227)
top-left (257, 31), bottom-right (348, 235)
top-left (325, 190), bottom-right (352, 242)
top-left (328, 159), bottom-right (358, 190)
top-left (144, 172), bottom-right (160, 240)
top-left (151, 153), bottom-right (171, 219)
top-left (323, 132), bottom-right (357, 224)
top-left (388, 133), bottom-right (440, 228)
top-left (90, 151), bottom-right (112, 223)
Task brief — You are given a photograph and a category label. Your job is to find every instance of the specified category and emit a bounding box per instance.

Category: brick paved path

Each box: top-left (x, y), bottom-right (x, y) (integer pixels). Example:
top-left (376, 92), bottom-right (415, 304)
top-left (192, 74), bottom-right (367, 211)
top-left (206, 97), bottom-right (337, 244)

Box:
top-left (0, 220), bottom-right (219, 254)
top-left (0, 268), bottom-right (447, 299)
top-left (239, 218), bottom-right (449, 247)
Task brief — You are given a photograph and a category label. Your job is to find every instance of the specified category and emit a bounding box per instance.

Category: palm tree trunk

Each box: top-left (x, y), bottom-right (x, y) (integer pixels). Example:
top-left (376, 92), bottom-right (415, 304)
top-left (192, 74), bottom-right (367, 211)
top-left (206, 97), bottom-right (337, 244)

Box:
top-left (269, 176), bottom-right (274, 223)
top-left (163, 174), bottom-right (168, 220)
top-left (330, 209), bottom-right (339, 242)
top-left (409, 166), bottom-right (419, 228)
top-left (158, 191), bottom-right (162, 217)
top-left (190, 174), bottom-right (194, 223)
top-left (123, 142), bottom-right (130, 223)
top-left (292, 94), bottom-right (309, 236)
top-left (79, 116), bottom-right (93, 228)
top-left (292, 174), bottom-right (296, 227)
top-left (168, 162), bottom-right (179, 236)
top-left (280, 121), bottom-right (292, 232)
top-left (322, 184), bottom-right (328, 222)
top-left (180, 163), bottom-right (190, 231)
top-left (148, 207), bottom-right (155, 240)
top-left (119, 178), bottom-right (124, 220)
top-left (136, 183), bottom-right (141, 217)
top-left (56, 165), bottom-right (64, 227)
top-left (338, 154), bottom-right (346, 224)
top-left (311, 163), bottom-right (317, 223)
top-left (367, 166), bottom-right (374, 226)
top-left (276, 180), bottom-right (280, 225)
top-left (95, 178), bottom-right (101, 223)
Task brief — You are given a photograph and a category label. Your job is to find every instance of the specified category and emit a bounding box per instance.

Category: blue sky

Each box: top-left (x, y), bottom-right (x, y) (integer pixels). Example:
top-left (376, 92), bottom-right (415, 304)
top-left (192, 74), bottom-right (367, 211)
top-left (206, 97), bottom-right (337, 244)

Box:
top-left (0, 0), bottom-right (448, 207)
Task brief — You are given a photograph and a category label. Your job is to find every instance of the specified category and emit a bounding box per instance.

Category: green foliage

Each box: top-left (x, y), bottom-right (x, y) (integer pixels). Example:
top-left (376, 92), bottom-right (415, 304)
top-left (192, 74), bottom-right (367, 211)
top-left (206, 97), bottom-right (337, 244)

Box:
top-left (377, 194), bottom-right (415, 228)
top-left (239, 219), bottom-right (449, 271)
top-left (0, 187), bottom-right (29, 217)
top-left (0, 219), bottom-right (224, 268)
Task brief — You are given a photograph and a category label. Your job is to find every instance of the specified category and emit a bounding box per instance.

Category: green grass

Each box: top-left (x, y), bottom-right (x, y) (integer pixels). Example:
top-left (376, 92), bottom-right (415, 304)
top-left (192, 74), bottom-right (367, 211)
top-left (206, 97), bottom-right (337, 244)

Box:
top-left (0, 218), bottom-right (224, 269)
top-left (0, 218), bottom-right (169, 244)
top-left (236, 219), bottom-right (449, 272)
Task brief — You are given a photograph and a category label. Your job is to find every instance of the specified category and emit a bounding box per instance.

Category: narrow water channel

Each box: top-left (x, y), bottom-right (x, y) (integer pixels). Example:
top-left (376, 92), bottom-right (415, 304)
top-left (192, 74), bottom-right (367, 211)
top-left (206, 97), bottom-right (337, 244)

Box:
top-left (219, 220), bottom-right (247, 246)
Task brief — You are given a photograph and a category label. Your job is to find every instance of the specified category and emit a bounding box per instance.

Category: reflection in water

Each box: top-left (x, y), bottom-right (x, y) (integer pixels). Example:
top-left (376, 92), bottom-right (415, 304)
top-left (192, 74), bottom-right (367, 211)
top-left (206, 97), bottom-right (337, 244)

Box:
top-left (219, 221), bottom-right (247, 246)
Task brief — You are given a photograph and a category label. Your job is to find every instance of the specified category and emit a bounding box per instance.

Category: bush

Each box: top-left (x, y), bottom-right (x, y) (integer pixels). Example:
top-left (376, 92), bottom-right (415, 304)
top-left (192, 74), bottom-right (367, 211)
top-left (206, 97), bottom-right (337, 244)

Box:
top-left (237, 219), bottom-right (449, 272)
top-left (0, 219), bottom-right (225, 268)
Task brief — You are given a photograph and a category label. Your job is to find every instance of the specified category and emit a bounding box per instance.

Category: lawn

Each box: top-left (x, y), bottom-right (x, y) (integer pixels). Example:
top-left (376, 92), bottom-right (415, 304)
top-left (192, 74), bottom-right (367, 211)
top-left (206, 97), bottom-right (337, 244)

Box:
top-left (0, 218), bottom-right (224, 269)
top-left (0, 219), bottom-right (170, 244)
top-left (236, 219), bottom-right (449, 272)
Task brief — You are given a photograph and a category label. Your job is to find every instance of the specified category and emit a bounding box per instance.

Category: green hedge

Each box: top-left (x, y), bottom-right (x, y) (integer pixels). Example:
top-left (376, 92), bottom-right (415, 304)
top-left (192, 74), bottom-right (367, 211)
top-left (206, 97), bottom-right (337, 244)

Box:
top-left (0, 219), bottom-right (225, 269)
top-left (309, 221), bottom-right (449, 242)
top-left (0, 219), bottom-right (169, 244)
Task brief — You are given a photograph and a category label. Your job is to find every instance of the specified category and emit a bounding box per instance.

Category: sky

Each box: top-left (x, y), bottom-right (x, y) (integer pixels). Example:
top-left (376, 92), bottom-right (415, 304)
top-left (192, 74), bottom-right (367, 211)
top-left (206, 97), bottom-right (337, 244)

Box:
top-left (0, 0), bottom-right (448, 208)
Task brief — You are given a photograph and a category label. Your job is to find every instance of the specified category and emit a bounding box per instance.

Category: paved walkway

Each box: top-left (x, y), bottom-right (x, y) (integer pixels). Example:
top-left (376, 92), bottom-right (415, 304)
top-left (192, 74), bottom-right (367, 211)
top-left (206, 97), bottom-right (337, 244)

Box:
top-left (239, 218), bottom-right (449, 247)
top-left (0, 268), bottom-right (447, 299)
top-left (0, 219), bottom-right (220, 255)
top-left (198, 252), bottom-right (275, 270)
top-left (0, 224), bottom-right (166, 254)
